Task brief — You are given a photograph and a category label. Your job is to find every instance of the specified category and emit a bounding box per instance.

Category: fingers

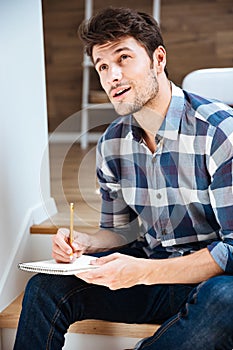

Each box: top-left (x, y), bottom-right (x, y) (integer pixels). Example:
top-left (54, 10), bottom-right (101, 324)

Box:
top-left (52, 228), bottom-right (73, 262)
top-left (70, 241), bottom-right (84, 257)
top-left (75, 270), bottom-right (106, 285)
top-left (76, 256), bottom-right (111, 282)
top-left (52, 228), bottom-right (87, 262)
top-left (75, 269), bottom-right (121, 290)
top-left (57, 228), bottom-right (72, 252)
top-left (90, 252), bottom-right (120, 266)
top-left (76, 253), bottom-right (139, 290)
top-left (76, 253), bottom-right (122, 289)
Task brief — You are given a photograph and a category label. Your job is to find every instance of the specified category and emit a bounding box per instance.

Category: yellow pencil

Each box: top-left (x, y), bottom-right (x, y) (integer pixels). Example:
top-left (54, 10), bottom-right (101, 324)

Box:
top-left (69, 202), bottom-right (74, 260)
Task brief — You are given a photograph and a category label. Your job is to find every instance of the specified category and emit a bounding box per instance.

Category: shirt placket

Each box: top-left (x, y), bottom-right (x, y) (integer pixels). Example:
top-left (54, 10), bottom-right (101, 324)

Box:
top-left (151, 138), bottom-right (173, 244)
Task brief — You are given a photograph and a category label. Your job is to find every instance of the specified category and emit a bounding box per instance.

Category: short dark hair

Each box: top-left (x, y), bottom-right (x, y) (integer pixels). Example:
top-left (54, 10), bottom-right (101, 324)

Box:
top-left (78, 7), bottom-right (168, 76)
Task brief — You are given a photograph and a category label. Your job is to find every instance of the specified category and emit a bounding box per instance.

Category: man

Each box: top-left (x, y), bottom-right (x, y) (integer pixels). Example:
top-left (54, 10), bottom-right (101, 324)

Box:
top-left (14, 7), bottom-right (233, 350)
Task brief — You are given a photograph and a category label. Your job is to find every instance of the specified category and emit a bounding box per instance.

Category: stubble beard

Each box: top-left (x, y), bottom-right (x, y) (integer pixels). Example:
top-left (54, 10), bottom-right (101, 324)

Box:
top-left (112, 70), bottom-right (159, 116)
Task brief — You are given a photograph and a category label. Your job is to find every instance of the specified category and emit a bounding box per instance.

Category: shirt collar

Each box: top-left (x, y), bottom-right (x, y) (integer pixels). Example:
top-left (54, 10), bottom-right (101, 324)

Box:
top-left (128, 82), bottom-right (185, 142)
top-left (157, 82), bottom-right (185, 141)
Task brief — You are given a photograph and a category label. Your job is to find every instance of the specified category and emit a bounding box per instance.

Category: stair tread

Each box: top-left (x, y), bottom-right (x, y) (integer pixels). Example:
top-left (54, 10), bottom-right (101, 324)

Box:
top-left (30, 222), bottom-right (99, 234)
top-left (0, 293), bottom-right (159, 338)
top-left (0, 294), bottom-right (23, 328)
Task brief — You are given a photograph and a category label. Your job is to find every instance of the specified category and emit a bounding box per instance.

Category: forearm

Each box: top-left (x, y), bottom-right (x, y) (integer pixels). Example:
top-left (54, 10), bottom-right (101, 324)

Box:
top-left (142, 248), bottom-right (223, 285)
top-left (84, 228), bottom-right (128, 253)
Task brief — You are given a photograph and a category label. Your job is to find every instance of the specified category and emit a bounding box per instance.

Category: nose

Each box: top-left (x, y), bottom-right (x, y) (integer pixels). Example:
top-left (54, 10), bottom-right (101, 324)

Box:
top-left (107, 64), bottom-right (122, 85)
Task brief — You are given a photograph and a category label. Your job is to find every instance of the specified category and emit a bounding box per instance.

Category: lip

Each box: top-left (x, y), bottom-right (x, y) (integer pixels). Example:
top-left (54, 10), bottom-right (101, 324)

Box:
top-left (110, 86), bottom-right (131, 100)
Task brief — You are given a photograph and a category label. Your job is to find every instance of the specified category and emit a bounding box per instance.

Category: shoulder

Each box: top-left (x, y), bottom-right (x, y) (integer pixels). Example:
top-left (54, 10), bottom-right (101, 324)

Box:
top-left (182, 91), bottom-right (233, 147)
top-left (183, 90), bottom-right (233, 129)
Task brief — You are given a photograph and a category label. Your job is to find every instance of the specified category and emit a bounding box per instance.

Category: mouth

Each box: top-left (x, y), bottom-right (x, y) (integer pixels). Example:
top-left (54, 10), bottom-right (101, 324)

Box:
top-left (111, 86), bottom-right (131, 99)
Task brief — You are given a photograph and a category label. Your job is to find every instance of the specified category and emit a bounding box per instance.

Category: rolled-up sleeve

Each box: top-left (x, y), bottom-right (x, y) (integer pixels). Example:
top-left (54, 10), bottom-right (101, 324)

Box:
top-left (207, 121), bottom-right (233, 273)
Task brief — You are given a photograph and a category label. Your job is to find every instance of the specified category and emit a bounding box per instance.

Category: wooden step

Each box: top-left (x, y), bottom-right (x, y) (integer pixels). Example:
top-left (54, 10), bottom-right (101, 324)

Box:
top-left (0, 293), bottom-right (159, 339)
top-left (30, 224), bottom-right (98, 235)
top-left (30, 224), bottom-right (58, 234)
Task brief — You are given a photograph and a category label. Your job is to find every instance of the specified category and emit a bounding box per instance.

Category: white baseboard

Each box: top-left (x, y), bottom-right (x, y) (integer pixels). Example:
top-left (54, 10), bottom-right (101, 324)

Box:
top-left (1, 329), bottom-right (16, 350)
top-left (63, 333), bottom-right (139, 350)
top-left (0, 198), bottom-right (57, 312)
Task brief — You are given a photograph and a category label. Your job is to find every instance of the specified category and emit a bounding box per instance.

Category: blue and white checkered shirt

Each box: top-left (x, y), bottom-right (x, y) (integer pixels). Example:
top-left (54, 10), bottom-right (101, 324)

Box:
top-left (96, 83), bottom-right (233, 273)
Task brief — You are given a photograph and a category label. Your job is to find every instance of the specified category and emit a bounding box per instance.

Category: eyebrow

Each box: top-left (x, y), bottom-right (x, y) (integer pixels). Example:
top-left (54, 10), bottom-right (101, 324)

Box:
top-left (93, 46), bottom-right (133, 67)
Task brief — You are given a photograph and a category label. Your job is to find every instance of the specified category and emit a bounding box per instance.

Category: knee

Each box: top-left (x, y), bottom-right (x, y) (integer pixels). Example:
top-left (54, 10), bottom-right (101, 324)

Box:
top-left (24, 274), bottom-right (64, 305)
top-left (22, 275), bottom-right (47, 306)
top-left (25, 273), bottom-right (51, 294)
top-left (198, 275), bottom-right (233, 310)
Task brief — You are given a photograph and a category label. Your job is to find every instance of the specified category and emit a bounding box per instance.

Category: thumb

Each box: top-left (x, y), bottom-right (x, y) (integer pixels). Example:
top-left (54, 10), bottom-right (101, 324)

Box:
top-left (57, 227), bottom-right (70, 238)
top-left (92, 253), bottom-right (121, 266)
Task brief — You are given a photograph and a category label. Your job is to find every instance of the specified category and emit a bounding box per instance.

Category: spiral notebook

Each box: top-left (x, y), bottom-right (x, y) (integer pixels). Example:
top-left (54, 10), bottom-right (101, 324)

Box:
top-left (18, 255), bottom-right (99, 275)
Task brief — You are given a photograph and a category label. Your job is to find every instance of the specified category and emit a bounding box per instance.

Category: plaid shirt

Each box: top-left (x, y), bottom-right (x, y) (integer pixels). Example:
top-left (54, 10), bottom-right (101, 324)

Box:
top-left (96, 83), bottom-right (233, 273)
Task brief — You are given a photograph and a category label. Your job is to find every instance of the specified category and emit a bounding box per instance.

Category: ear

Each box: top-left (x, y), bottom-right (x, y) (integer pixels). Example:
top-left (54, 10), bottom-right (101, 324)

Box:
top-left (153, 46), bottom-right (167, 74)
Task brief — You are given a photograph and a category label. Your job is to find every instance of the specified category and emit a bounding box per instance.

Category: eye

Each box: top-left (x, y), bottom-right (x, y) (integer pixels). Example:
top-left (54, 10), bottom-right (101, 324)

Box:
top-left (99, 64), bottom-right (108, 72)
top-left (120, 54), bottom-right (129, 62)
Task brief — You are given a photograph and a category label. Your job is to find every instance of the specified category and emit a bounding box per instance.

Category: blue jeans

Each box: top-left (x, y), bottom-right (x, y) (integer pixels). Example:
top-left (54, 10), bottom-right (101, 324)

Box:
top-left (14, 246), bottom-right (233, 350)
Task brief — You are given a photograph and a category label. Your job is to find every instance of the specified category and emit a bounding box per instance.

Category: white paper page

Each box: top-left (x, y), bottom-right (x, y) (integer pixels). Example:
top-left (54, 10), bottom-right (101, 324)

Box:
top-left (18, 255), bottom-right (99, 275)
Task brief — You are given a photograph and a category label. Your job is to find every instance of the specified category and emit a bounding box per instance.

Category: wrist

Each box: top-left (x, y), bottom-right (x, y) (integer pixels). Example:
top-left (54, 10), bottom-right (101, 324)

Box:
top-left (82, 232), bottom-right (92, 253)
top-left (135, 259), bottom-right (156, 285)
top-left (140, 259), bottom-right (161, 285)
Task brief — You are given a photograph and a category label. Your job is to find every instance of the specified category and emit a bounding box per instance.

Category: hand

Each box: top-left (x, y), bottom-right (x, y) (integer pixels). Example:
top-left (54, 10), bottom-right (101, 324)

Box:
top-left (52, 228), bottom-right (91, 263)
top-left (76, 253), bottom-right (147, 290)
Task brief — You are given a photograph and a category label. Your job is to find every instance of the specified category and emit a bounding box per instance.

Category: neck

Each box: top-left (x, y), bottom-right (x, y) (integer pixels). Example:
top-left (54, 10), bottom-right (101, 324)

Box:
top-left (134, 78), bottom-right (172, 140)
top-left (143, 132), bottom-right (157, 153)
top-left (133, 78), bottom-right (171, 153)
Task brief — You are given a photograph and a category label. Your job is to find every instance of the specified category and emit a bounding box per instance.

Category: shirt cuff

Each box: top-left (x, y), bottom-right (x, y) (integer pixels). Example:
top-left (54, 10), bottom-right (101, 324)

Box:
top-left (207, 241), bottom-right (233, 273)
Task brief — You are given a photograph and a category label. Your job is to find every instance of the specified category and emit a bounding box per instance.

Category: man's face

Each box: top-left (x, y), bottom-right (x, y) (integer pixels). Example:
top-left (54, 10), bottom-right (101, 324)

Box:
top-left (92, 36), bottom-right (159, 116)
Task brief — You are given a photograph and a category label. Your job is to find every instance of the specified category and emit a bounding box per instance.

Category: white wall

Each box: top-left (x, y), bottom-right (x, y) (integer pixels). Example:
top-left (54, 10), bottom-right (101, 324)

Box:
top-left (0, 0), bottom-right (56, 311)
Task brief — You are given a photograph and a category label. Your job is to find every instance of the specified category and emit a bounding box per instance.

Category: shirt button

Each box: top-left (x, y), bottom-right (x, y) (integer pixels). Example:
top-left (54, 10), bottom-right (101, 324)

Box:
top-left (156, 193), bottom-right (162, 199)
top-left (161, 229), bottom-right (167, 235)
top-left (152, 157), bottom-right (156, 163)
